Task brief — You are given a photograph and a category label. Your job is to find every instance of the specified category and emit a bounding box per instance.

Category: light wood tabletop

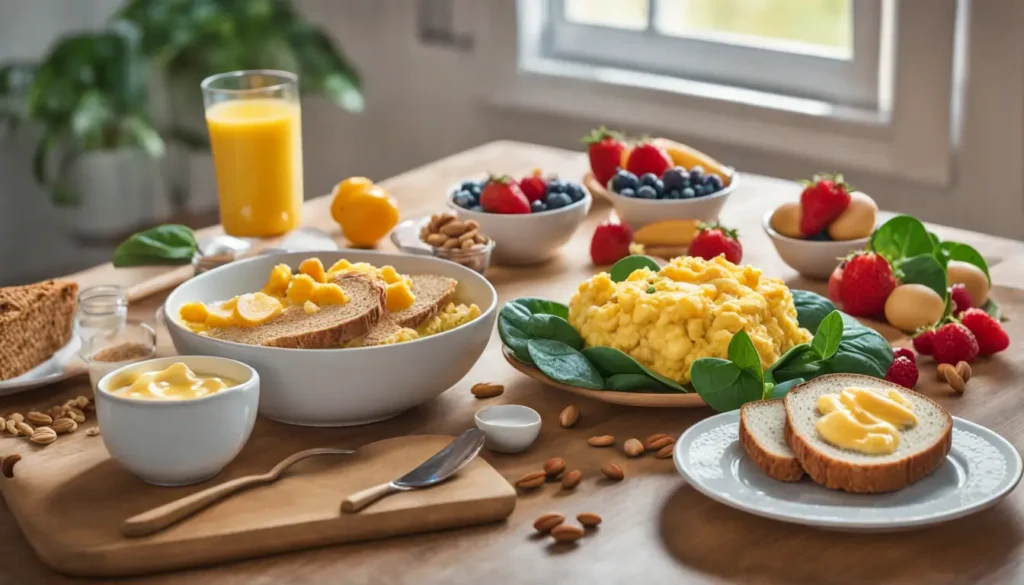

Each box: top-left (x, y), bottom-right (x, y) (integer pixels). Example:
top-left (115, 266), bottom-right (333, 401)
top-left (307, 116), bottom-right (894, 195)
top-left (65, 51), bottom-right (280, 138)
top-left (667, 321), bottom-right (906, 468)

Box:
top-left (2, 140), bottom-right (1023, 584)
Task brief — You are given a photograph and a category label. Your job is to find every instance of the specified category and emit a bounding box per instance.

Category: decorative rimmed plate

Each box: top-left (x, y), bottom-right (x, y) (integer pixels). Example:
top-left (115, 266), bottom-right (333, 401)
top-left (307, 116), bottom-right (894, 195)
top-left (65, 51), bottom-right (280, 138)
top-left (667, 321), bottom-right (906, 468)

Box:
top-left (502, 348), bottom-right (706, 408)
top-left (673, 410), bottom-right (1023, 532)
top-left (0, 336), bottom-right (86, 396)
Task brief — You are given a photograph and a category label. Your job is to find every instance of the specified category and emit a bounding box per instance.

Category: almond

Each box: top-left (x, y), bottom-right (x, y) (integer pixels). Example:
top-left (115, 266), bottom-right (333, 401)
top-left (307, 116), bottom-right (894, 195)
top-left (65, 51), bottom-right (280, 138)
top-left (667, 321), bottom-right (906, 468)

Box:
top-left (425, 233), bottom-right (448, 247)
top-left (623, 438), bottom-right (644, 457)
top-left (601, 462), bottom-right (624, 481)
top-left (956, 360), bottom-right (972, 383)
top-left (644, 433), bottom-right (670, 444)
top-left (460, 238), bottom-right (475, 250)
top-left (587, 435), bottom-right (615, 447)
top-left (655, 444), bottom-right (674, 459)
top-left (576, 512), bottom-right (602, 527)
top-left (441, 238), bottom-right (460, 250)
top-left (30, 427), bottom-right (57, 445)
top-left (1, 454), bottom-right (20, 478)
top-left (558, 405), bottom-right (579, 428)
top-left (644, 436), bottom-right (675, 451)
top-left (533, 513), bottom-right (564, 533)
top-left (471, 382), bottom-right (504, 398)
top-left (26, 412), bottom-right (52, 426)
top-left (516, 471), bottom-right (546, 490)
top-left (936, 362), bottom-right (956, 381)
top-left (938, 363), bottom-right (966, 394)
top-left (464, 219), bottom-right (480, 231)
top-left (543, 457), bottom-right (566, 477)
top-left (440, 220), bottom-right (467, 237)
top-left (550, 524), bottom-right (585, 542)
top-left (51, 418), bottom-right (77, 434)
top-left (561, 469), bottom-right (582, 490)
top-left (458, 229), bottom-right (479, 243)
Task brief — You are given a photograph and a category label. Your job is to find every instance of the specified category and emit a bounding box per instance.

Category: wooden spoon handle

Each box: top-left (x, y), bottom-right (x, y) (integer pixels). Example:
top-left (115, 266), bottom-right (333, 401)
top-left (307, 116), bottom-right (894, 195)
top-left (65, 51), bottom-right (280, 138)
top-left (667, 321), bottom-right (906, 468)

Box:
top-left (341, 482), bottom-right (399, 513)
top-left (121, 475), bottom-right (268, 537)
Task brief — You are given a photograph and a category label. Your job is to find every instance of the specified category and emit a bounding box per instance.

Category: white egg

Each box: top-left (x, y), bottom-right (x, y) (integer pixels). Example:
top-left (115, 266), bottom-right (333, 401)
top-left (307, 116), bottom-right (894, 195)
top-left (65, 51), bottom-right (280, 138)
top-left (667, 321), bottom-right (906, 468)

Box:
top-left (828, 192), bottom-right (877, 241)
top-left (770, 202), bottom-right (803, 238)
top-left (884, 284), bottom-right (945, 332)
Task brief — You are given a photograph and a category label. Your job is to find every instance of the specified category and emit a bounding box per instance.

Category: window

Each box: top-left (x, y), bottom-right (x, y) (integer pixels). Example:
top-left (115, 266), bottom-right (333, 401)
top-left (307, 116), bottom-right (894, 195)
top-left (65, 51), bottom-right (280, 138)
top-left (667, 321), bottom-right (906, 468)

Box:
top-left (538, 0), bottom-right (885, 108)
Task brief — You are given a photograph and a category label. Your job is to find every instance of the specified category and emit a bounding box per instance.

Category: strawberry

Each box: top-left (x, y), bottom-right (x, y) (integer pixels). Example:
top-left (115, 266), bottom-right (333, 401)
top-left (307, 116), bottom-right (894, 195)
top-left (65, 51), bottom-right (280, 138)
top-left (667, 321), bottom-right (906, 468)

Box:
top-left (912, 328), bottom-right (936, 356)
top-left (932, 322), bottom-right (979, 365)
top-left (625, 141), bottom-right (673, 178)
top-left (799, 173), bottom-right (853, 237)
top-left (519, 169), bottom-right (547, 203)
top-left (828, 263), bottom-right (844, 309)
top-left (479, 175), bottom-right (530, 214)
top-left (885, 356), bottom-right (919, 389)
top-left (959, 308), bottom-right (1009, 355)
top-left (892, 347), bottom-right (916, 363)
top-left (582, 127), bottom-right (628, 187)
top-left (688, 223), bottom-right (742, 264)
top-left (590, 221), bottom-right (634, 265)
top-left (836, 252), bottom-right (895, 318)
top-left (949, 283), bottom-right (974, 316)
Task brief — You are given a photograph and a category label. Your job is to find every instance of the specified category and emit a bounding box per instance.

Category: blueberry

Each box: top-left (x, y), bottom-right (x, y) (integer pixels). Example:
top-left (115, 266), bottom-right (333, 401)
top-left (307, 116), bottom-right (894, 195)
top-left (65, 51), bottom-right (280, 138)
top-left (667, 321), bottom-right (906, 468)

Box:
top-left (468, 184), bottom-right (482, 198)
top-left (663, 189), bottom-right (680, 200)
top-left (453, 191), bottom-right (475, 208)
top-left (692, 185), bottom-right (706, 197)
top-left (652, 179), bottom-right (664, 194)
top-left (662, 167), bottom-right (687, 190)
top-left (530, 200), bottom-right (548, 213)
top-left (546, 192), bottom-right (573, 209)
top-left (610, 170), bottom-right (639, 192)
top-left (640, 173), bottom-right (660, 187)
top-left (689, 166), bottom-right (705, 182)
top-left (680, 178), bottom-right (691, 190)
top-left (618, 188), bottom-right (636, 198)
top-left (546, 179), bottom-right (566, 194)
top-left (808, 230), bottom-right (833, 241)
top-left (460, 180), bottom-right (477, 191)
top-left (566, 182), bottom-right (585, 202)
top-left (470, 205), bottom-right (482, 212)
top-left (704, 174), bottom-right (724, 192)
top-left (681, 187), bottom-right (695, 199)
top-left (636, 185), bottom-right (658, 199)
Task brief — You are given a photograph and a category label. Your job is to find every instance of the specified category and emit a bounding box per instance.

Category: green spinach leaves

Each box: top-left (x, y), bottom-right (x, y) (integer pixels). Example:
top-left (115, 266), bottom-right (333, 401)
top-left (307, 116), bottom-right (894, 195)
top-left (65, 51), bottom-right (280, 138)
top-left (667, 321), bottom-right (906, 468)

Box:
top-left (113, 224), bottom-right (198, 267)
top-left (497, 298), bottom-right (570, 364)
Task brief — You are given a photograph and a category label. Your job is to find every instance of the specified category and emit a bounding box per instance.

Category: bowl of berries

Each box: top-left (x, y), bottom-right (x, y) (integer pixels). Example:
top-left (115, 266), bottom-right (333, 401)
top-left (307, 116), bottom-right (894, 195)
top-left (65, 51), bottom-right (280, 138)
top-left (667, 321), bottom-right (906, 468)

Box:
top-left (447, 172), bottom-right (592, 265)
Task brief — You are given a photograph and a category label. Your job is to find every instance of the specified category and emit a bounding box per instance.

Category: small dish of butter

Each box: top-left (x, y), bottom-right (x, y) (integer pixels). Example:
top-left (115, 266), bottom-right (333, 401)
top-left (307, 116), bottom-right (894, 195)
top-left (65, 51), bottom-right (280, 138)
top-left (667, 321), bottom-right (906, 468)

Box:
top-left (96, 356), bottom-right (260, 486)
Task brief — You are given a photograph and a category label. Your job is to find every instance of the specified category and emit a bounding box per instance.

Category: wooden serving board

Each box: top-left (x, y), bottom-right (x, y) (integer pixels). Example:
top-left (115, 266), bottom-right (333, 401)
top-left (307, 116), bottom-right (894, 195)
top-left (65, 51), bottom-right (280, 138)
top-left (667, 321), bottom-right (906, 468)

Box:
top-left (0, 432), bottom-right (516, 578)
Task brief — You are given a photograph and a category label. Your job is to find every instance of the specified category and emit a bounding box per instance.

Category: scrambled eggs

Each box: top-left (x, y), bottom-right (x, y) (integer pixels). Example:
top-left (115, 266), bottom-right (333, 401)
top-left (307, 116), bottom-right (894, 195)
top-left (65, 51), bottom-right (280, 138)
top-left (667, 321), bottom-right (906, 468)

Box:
top-left (568, 256), bottom-right (811, 384)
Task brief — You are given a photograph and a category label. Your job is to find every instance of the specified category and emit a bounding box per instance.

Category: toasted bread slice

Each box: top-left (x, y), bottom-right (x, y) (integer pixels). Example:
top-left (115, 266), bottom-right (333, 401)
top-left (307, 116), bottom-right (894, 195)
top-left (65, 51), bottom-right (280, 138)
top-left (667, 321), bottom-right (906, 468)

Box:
top-left (0, 280), bottom-right (78, 380)
top-left (208, 273), bottom-right (386, 348)
top-left (362, 274), bottom-right (457, 346)
top-left (739, 399), bottom-right (804, 482)
top-left (784, 374), bottom-right (952, 494)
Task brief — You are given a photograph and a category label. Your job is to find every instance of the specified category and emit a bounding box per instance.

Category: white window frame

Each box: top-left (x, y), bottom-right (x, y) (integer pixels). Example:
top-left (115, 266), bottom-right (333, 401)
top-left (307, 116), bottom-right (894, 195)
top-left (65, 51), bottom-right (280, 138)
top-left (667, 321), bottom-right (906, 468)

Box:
top-left (543, 0), bottom-right (883, 109)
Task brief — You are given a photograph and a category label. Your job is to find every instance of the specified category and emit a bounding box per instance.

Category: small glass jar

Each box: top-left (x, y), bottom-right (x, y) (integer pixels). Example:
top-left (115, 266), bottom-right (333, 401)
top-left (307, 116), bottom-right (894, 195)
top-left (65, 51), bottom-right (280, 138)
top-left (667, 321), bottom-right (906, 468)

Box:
top-left (76, 285), bottom-right (128, 342)
top-left (80, 321), bottom-right (157, 389)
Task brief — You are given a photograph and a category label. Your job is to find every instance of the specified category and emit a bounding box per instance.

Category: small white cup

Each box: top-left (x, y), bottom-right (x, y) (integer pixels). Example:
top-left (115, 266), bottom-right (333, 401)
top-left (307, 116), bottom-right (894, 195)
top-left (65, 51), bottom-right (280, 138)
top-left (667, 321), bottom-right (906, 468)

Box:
top-left (96, 356), bottom-right (260, 486)
top-left (474, 405), bottom-right (542, 454)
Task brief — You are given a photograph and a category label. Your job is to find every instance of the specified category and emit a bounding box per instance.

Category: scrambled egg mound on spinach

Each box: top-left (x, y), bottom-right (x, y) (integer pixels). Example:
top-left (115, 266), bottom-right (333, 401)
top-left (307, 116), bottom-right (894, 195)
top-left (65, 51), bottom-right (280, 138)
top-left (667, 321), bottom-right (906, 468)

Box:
top-left (568, 256), bottom-right (811, 384)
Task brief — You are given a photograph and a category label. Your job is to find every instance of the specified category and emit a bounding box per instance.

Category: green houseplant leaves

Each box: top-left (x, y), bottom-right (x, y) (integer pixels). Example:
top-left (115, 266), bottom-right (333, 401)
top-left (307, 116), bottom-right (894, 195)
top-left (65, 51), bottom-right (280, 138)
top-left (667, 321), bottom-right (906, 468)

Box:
top-left (113, 224), bottom-right (197, 267)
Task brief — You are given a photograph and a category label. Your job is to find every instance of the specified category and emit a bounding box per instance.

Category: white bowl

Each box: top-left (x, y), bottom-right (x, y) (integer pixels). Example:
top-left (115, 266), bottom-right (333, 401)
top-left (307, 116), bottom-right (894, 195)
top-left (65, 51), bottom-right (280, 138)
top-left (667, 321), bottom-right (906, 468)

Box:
top-left (607, 172), bottom-right (739, 230)
top-left (762, 210), bottom-right (870, 280)
top-left (96, 356), bottom-right (259, 487)
top-left (163, 250), bottom-right (498, 427)
top-left (446, 185), bottom-right (591, 265)
top-left (474, 405), bottom-right (542, 453)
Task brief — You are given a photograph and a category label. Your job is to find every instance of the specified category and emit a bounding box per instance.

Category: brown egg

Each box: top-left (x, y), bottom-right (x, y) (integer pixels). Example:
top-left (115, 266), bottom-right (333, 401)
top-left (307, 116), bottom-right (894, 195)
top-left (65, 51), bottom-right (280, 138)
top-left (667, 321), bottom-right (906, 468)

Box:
top-left (947, 260), bottom-right (989, 306)
top-left (828, 192), bottom-right (877, 241)
top-left (770, 202), bottom-right (803, 238)
top-left (884, 284), bottom-right (945, 332)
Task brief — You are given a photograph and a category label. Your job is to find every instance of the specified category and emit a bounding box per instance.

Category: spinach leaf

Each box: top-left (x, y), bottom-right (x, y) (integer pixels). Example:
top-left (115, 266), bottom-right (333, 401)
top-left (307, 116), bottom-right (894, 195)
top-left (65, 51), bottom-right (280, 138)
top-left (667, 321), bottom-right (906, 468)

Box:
top-left (791, 290), bottom-right (837, 333)
top-left (581, 346), bottom-right (688, 392)
top-left (113, 224), bottom-right (197, 267)
top-left (869, 215), bottom-right (935, 263)
top-left (609, 255), bottom-right (660, 282)
top-left (690, 331), bottom-right (766, 412)
top-left (728, 330), bottom-right (763, 382)
top-left (936, 241), bottom-right (991, 284)
top-left (768, 378), bottom-right (805, 399)
top-left (526, 314), bottom-right (583, 350)
top-left (895, 254), bottom-right (947, 299)
top-left (773, 313), bottom-right (893, 382)
top-left (928, 231), bottom-right (941, 248)
top-left (527, 339), bottom-right (604, 390)
top-left (498, 298), bottom-right (570, 363)
top-left (604, 373), bottom-right (673, 392)
top-left (811, 311), bottom-right (843, 360)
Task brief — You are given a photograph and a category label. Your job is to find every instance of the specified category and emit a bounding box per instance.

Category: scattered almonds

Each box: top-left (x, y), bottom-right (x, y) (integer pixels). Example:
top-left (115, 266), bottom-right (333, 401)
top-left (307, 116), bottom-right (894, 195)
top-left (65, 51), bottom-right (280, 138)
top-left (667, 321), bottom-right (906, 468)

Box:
top-left (558, 405), bottom-right (579, 428)
top-left (601, 462), bottom-right (624, 481)
top-left (86, 427), bottom-right (101, 437)
top-left (51, 418), bottom-right (77, 434)
top-left (938, 363), bottom-right (966, 394)
top-left (26, 412), bottom-right (52, 426)
top-left (4, 395), bottom-right (93, 444)
top-left (587, 435), bottom-right (615, 447)
top-left (30, 427), bottom-right (57, 445)
top-left (956, 361), bottom-right (972, 383)
top-left (550, 524), bottom-right (585, 543)
top-left (543, 457), bottom-right (566, 477)
top-left (470, 382), bottom-right (504, 399)
top-left (533, 513), bottom-right (565, 533)
top-left (655, 444), bottom-right (674, 459)
top-left (516, 471), bottom-right (546, 490)
top-left (623, 438), bottom-right (644, 457)
top-left (644, 433), bottom-right (669, 445)
top-left (1, 454), bottom-right (20, 478)
top-left (577, 512), bottom-right (602, 527)
top-left (561, 469), bottom-right (582, 490)
top-left (644, 435), bottom-right (675, 451)
top-left (420, 213), bottom-right (489, 252)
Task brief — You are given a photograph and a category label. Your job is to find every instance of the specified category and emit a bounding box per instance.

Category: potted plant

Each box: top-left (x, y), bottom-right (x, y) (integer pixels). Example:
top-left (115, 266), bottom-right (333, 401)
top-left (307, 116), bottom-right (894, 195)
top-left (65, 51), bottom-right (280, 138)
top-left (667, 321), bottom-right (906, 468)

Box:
top-left (0, 24), bottom-right (168, 238)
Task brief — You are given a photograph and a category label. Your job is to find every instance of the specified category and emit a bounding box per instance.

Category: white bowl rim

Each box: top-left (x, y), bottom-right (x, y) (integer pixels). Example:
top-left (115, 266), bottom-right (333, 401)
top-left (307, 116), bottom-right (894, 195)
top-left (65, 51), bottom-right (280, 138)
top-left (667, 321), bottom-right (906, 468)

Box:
top-left (604, 170), bottom-right (740, 206)
top-left (446, 179), bottom-right (591, 219)
top-left (96, 355), bottom-right (258, 407)
top-left (761, 209), bottom-right (871, 246)
top-left (163, 249), bottom-right (498, 354)
top-left (474, 404), bottom-right (542, 427)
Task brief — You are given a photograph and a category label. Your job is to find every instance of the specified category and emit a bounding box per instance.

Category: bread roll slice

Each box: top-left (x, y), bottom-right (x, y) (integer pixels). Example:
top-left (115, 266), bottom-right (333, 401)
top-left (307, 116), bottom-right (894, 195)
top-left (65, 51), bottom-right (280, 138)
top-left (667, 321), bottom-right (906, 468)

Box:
top-left (362, 274), bottom-right (457, 346)
top-left (784, 374), bottom-right (952, 494)
top-left (739, 399), bottom-right (804, 482)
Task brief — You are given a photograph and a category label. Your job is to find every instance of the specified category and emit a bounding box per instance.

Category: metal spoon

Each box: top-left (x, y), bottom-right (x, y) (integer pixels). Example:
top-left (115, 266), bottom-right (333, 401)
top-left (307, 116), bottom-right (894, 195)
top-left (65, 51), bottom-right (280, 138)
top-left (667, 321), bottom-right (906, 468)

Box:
top-left (121, 447), bottom-right (355, 537)
top-left (341, 429), bottom-right (486, 513)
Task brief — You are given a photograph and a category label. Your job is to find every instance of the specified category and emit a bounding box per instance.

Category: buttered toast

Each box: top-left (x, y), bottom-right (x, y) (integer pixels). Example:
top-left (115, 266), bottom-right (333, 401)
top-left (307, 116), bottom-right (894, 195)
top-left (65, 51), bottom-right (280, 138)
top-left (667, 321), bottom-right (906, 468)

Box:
top-left (362, 274), bottom-right (457, 346)
top-left (739, 399), bottom-right (804, 482)
top-left (0, 279), bottom-right (78, 380)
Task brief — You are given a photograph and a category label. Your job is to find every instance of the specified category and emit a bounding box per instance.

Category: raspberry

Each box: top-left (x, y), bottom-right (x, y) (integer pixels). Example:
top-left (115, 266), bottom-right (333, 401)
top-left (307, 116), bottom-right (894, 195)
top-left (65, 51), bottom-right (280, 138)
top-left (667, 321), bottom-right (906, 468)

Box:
top-left (885, 356), bottom-right (919, 389)
top-left (912, 329), bottom-right (935, 356)
top-left (949, 284), bottom-right (974, 316)
top-left (959, 308), bottom-right (1010, 355)
top-left (932, 322), bottom-right (979, 364)
top-left (892, 347), bottom-right (916, 363)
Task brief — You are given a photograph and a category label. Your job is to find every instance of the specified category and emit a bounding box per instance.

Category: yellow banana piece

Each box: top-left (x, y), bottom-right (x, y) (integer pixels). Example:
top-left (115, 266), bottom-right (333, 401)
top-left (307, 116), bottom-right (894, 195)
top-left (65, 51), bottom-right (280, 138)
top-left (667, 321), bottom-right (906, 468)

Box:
top-left (652, 138), bottom-right (731, 184)
top-left (633, 219), bottom-right (701, 247)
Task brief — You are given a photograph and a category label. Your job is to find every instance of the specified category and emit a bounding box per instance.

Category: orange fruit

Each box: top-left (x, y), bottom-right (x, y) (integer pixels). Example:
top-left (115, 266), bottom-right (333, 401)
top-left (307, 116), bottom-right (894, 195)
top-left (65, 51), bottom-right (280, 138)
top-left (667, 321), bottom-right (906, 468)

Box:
top-left (330, 177), bottom-right (375, 224)
top-left (339, 185), bottom-right (400, 248)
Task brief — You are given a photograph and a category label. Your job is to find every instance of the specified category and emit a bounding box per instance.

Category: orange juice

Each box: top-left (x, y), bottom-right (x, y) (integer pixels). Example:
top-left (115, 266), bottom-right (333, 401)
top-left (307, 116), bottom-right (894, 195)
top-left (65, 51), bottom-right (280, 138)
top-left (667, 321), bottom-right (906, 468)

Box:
top-left (206, 98), bottom-right (303, 237)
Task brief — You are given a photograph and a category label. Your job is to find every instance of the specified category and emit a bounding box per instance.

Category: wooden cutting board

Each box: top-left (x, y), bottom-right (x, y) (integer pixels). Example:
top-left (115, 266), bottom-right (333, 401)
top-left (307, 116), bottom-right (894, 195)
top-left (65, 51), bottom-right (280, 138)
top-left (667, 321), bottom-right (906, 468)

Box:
top-left (0, 432), bottom-right (516, 578)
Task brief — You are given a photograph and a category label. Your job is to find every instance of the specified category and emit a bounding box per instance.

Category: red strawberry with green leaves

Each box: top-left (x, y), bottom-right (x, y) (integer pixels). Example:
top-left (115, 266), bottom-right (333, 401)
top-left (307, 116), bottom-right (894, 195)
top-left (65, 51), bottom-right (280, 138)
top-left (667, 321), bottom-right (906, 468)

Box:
top-left (582, 127), bottom-right (627, 187)
top-left (688, 222), bottom-right (742, 264)
top-left (959, 308), bottom-right (1009, 355)
top-left (625, 141), bottom-right (672, 178)
top-left (519, 169), bottom-right (547, 203)
top-left (590, 221), bottom-right (634, 265)
top-left (480, 176), bottom-right (530, 214)
top-left (799, 173), bottom-right (853, 237)
top-left (837, 251), bottom-right (895, 317)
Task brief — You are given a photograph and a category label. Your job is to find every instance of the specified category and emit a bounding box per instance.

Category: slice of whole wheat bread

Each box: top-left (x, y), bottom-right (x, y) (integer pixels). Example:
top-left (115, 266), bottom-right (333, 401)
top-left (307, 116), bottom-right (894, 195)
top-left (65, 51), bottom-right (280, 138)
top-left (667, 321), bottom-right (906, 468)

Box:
top-left (739, 399), bottom-right (804, 482)
top-left (784, 374), bottom-right (952, 494)
top-left (0, 280), bottom-right (78, 380)
top-left (208, 273), bottom-right (386, 348)
top-left (362, 274), bottom-right (457, 346)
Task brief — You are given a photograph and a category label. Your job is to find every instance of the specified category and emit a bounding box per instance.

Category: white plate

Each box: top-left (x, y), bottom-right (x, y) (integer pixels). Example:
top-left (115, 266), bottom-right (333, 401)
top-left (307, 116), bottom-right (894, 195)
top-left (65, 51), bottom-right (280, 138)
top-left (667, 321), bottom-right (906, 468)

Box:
top-left (0, 335), bottom-right (83, 396)
top-left (673, 410), bottom-right (1023, 532)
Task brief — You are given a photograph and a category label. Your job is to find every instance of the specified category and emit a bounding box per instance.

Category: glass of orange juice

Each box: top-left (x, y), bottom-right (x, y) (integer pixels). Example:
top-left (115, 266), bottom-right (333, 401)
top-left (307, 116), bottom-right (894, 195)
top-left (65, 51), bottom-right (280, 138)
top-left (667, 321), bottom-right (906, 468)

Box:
top-left (201, 70), bottom-right (303, 237)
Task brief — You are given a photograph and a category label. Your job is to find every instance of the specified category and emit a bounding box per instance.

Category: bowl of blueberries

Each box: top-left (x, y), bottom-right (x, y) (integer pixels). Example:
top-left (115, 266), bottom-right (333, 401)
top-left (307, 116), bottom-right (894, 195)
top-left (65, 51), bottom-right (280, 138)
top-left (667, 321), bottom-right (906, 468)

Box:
top-left (605, 166), bottom-right (737, 230)
top-left (447, 172), bottom-right (592, 265)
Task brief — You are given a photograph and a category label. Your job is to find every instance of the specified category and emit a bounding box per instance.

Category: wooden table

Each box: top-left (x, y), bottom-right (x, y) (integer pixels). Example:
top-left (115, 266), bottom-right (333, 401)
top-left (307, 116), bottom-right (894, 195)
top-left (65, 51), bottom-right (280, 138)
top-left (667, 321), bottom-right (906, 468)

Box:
top-left (3, 141), bottom-right (1024, 584)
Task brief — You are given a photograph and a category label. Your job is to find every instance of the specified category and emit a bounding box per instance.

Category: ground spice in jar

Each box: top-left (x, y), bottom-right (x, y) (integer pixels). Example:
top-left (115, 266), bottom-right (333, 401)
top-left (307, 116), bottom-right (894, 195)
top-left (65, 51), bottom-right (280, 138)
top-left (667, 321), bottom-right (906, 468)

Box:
top-left (91, 341), bottom-right (153, 363)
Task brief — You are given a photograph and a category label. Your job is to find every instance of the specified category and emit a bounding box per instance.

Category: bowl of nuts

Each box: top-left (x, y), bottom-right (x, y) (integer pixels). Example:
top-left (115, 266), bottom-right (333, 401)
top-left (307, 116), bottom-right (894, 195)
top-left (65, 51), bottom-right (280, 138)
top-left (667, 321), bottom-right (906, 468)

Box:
top-left (390, 213), bottom-right (494, 274)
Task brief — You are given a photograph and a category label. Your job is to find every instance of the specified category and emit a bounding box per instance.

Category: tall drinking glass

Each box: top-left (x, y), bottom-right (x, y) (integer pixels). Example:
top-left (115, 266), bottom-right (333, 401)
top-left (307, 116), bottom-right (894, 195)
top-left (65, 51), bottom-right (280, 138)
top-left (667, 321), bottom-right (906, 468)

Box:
top-left (202, 70), bottom-right (303, 237)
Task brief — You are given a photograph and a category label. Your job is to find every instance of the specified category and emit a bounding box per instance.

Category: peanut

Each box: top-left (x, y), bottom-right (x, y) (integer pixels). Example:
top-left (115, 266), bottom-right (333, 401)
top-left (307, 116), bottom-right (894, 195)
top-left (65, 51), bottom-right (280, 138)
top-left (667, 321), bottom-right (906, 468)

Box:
top-left (14, 422), bottom-right (33, 437)
top-left (51, 418), bottom-right (77, 434)
top-left (30, 427), bottom-right (57, 445)
top-left (623, 438), bottom-right (644, 457)
top-left (26, 412), bottom-right (52, 426)
top-left (587, 435), bottom-right (615, 447)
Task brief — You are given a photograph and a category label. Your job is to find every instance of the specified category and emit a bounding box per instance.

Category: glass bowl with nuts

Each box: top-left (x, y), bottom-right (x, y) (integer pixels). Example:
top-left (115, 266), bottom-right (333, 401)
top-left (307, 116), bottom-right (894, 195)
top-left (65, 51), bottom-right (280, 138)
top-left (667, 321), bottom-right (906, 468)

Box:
top-left (416, 212), bottom-right (494, 274)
